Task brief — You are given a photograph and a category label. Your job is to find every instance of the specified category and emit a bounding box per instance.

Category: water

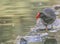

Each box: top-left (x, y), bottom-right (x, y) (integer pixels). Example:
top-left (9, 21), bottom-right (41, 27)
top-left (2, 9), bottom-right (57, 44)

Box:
top-left (0, 0), bottom-right (60, 44)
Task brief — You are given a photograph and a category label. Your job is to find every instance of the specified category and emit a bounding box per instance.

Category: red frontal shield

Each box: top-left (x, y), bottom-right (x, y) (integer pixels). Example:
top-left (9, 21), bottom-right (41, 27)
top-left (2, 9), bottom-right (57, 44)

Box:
top-left (36, 12), bottom-right (41, 20)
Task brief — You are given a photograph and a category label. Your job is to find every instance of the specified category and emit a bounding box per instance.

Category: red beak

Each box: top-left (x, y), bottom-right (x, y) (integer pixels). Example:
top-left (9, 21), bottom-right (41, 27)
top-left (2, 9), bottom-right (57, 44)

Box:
top-left (36, 12), bottom-right (41, 20)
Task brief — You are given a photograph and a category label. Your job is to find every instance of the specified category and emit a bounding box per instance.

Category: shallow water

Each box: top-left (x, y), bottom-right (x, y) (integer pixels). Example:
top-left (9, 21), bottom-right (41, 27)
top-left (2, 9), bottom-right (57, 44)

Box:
top-left (0, 0), bottom-right (60, 44)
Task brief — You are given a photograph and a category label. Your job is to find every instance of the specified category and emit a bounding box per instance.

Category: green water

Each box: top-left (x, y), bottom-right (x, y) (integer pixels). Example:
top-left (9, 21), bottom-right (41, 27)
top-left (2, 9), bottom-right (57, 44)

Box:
top-left (0, 0), bottom-right (60, 44)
